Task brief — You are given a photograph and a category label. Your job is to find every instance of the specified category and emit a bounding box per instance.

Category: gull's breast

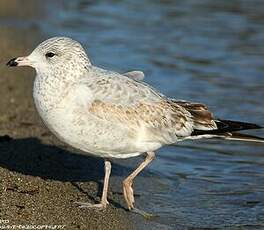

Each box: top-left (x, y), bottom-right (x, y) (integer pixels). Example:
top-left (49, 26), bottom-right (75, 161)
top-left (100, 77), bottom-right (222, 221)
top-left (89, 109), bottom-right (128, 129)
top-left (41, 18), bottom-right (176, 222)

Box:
top-left (39, 104), bottom-right (158, 158)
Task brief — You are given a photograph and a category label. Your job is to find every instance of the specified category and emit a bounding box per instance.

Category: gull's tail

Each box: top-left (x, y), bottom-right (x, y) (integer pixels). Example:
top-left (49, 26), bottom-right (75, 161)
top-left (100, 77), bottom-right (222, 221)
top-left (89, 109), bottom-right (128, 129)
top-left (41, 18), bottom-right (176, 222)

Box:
top-left (187, 119), bottom-right (264, 143)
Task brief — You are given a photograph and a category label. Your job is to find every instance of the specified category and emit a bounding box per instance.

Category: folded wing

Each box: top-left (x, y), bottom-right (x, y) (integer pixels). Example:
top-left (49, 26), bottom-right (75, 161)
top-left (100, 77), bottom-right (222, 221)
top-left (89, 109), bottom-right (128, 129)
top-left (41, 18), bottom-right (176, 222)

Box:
top-left (84, 70), bottom-right (219, 144)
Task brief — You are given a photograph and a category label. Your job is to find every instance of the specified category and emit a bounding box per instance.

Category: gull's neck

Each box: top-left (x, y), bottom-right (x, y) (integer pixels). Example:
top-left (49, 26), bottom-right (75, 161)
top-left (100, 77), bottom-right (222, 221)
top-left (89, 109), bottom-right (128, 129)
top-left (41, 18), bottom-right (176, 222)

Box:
top-left (33, 68), bottom-right (82, 113)
top-left (33, 58), bottom-right (95, 113)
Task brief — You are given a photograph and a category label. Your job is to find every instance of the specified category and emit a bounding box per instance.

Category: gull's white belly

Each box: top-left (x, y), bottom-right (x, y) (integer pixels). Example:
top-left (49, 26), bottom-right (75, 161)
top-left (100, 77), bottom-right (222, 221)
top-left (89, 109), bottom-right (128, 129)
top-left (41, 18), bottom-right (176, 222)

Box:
top-left (34, 98), bottom-right (161, 159)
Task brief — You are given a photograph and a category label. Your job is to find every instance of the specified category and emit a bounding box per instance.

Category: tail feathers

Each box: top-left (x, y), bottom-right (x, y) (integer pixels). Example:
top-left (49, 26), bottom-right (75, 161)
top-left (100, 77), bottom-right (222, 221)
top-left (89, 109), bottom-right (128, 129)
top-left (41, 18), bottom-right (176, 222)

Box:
top-left (192, 119), bottom-right (263, 136)
top-left (190, 119), bottom-right (264, 143)
top-left (185, 132), bottom-right (264, 143)
top-left (222, 132), bottom-right (264, 143)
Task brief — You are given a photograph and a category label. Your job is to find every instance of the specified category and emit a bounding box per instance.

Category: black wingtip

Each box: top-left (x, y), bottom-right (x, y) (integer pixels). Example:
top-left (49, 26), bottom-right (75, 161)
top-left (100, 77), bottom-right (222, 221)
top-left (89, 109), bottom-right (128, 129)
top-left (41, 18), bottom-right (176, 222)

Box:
top-left (217, 119), bottom-right (263, 131)
top-left (192, 119), bottom-right (263, 136)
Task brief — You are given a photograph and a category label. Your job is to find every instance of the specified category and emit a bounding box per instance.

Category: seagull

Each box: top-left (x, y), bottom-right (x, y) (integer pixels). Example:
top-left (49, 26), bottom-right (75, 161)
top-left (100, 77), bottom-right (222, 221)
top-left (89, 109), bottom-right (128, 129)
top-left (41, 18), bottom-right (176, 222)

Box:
top-left (7, 37), bottom-right (264, 215)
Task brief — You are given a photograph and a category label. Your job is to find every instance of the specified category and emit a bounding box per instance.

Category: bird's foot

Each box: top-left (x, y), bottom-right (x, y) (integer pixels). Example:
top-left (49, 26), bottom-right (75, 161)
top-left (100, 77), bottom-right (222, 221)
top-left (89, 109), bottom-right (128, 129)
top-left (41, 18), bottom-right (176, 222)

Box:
top-left (131, 208), bottom-right (157, 219)
top-left (123, 179), bottom-right (157, 219)
top-left (75, 200), bottom-right (109, 209)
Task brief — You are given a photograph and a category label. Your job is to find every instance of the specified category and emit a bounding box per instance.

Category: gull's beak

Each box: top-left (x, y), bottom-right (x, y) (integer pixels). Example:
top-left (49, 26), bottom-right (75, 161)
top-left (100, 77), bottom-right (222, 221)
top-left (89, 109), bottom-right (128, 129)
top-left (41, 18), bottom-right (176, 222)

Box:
top-left (6, 56), bottom-right (31, 67)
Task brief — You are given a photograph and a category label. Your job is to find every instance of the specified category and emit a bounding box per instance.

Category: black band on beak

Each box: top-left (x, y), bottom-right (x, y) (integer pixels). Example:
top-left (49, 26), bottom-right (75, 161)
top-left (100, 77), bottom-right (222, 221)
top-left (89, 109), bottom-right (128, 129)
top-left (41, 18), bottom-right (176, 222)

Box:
top-left (6, 57), bottom-right (18, 67)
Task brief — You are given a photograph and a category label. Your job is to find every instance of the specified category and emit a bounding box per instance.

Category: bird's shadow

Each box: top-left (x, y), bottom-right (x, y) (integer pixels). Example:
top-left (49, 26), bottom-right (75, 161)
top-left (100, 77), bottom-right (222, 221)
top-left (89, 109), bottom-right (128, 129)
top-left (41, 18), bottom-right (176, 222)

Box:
top-left (0, 135), bottom-right (135, 209)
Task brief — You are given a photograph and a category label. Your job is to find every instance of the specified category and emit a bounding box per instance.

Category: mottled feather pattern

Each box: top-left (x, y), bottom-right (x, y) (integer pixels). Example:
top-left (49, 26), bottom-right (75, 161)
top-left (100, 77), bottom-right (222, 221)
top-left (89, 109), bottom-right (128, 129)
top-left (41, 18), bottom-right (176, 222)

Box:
top-left (37, 37), bottom-right (90, 66)
top-left (84, 72), bottom-right (216, 141)
top-left (82, 68), bottom-right (164, 105)
top-left (89, 100), bottom-right (193, 137)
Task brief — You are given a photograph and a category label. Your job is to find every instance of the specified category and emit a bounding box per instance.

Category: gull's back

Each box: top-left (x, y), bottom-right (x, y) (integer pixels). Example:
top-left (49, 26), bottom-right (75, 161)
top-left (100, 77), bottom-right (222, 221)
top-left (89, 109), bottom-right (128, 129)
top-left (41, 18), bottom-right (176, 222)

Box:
top-left (78, 66), bottom-right (214, 148)
top-left (84, 66), bottom-right (165, 105)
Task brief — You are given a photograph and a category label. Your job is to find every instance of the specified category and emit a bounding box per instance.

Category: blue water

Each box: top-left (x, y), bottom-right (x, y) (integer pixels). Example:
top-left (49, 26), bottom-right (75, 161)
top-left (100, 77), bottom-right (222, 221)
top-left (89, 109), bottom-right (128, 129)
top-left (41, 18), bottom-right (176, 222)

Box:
top-left (3, 0), bottom-right (264, 229)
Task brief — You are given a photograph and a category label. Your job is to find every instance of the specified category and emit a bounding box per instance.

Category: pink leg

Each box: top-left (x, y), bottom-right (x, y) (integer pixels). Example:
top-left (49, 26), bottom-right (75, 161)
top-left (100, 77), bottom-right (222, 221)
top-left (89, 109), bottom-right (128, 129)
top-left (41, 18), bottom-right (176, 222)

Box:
top-left (123, 152), bottom-right (155, 210)
top-left (75, 160), bottom-right (111, 209)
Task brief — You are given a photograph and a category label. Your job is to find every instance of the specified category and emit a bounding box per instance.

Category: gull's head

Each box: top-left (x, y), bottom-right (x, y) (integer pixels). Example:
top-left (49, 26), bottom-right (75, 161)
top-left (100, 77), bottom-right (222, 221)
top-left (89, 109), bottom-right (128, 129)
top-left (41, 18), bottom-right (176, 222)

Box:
top-left (7, 37), bottom-right (91, 74)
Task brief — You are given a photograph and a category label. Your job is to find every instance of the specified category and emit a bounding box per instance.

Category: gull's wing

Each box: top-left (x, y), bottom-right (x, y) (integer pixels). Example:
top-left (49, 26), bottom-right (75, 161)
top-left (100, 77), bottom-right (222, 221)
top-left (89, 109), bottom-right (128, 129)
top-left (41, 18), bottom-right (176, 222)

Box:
top-left (170, 99), bottom-right (216, 130)
top-left (84, 67), bottom-right (164, 106)
top-left (123, 71), bottom-right (145, 81)
top-left (80, 67), bottom-right (263, 144)
top-left (81, 67), bottom-right (217, 144)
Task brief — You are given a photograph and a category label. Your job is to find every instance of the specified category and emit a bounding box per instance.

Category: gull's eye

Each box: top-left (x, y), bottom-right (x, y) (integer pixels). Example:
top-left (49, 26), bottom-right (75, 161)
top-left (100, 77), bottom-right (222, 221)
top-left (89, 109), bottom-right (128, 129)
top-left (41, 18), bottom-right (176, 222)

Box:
top-left (45, 52), bottom-right (55, 58)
